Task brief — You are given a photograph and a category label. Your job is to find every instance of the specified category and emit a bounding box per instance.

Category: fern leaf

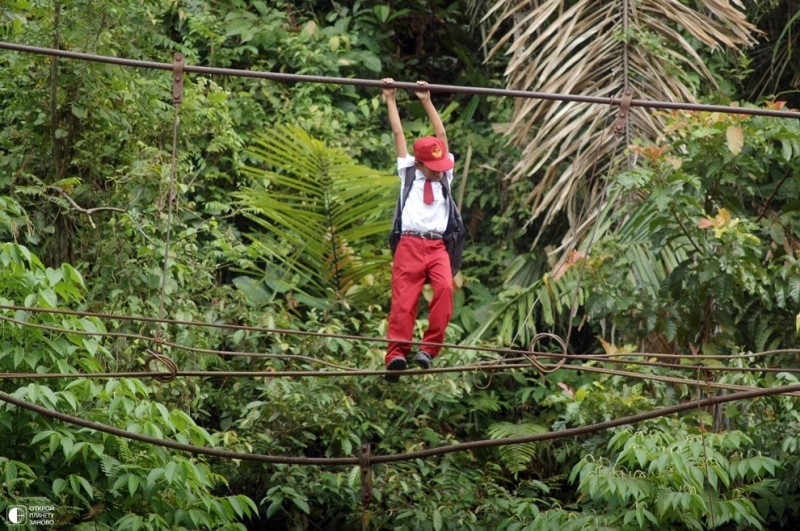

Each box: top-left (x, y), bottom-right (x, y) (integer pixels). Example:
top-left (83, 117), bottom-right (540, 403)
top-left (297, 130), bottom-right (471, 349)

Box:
top-left (488, 421), bottom-right (548, 475)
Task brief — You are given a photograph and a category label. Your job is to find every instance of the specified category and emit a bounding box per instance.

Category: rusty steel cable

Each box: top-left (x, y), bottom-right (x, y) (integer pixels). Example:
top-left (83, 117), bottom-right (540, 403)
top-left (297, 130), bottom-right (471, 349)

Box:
top-left (3, 310), bottom-right (800, 386)
top-left (5, 304), bottom-right (796, 362)
top-left (145, 53), bottom-right (186, 386)
top-left (621, 0), bottom-right (632, 151)
top-left (1, 41), bottom-right (799, 119)
top-left (3, 358), bottom-right (800, 399)
top-left (4, 313), bottom-right (800, 383)
top-left (1, 383), bottom-right (798, 466)
top-left (0, 313), bottom-right (358, 370)
top-left (6, 301), bottom-right (799, 391)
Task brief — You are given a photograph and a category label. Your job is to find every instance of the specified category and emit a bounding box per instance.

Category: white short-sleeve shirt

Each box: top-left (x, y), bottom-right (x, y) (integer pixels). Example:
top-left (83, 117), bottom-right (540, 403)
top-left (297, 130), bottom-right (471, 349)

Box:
top-left (397, 153), bottom-right (455, 234)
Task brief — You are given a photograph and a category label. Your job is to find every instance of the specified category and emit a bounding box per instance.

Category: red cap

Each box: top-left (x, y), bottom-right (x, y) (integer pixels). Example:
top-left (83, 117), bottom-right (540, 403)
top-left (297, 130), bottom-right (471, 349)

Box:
top-left (412, 136), bottom-right (454, 172)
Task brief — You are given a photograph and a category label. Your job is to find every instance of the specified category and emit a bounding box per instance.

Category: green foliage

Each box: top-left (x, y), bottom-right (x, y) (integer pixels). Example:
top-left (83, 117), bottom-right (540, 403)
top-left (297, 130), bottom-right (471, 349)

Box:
top-left (235, 125), bottom-right (396, 307)
top-left (0, 242), bottom-right (255, 529)
top-left (465, 258), bottom-right (582, 348)
top-left (579, 110), bottom-right (800, 354)
top-left (0, 196), bottom-right (30, 240)
top-left (5, 0), bottom-right (800, 529)
top-left (715, 369), bottom-right (800, 526)
top-left (566, 425), bottom-right (778, 530)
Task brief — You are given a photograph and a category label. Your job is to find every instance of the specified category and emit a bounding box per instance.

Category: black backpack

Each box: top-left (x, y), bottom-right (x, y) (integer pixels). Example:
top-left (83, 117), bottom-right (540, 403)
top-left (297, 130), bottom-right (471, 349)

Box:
top-left (389, 166), bottom-right (466, 275)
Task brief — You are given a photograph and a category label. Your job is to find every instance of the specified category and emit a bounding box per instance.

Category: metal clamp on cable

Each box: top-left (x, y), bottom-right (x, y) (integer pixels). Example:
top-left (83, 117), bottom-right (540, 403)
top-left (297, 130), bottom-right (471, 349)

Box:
top-left (614, 88), bottom-right (633, 137)
top-left (172, 52), bottom-right (184, 104)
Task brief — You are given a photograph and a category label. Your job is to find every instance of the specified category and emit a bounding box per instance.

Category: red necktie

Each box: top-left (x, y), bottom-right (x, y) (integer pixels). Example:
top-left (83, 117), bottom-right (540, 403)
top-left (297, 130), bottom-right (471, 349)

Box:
top-left (423, 179), bottom-right (434, 205)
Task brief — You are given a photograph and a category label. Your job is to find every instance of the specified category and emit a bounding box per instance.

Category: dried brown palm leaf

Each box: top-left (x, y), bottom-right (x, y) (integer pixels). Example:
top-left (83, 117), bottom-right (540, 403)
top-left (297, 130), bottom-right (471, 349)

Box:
top-left (483, 0), bottom-right (758, 255)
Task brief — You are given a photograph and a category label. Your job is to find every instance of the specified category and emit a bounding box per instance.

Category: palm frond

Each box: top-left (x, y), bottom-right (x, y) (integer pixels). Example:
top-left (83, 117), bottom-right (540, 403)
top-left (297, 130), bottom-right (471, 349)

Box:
top-left (466, 268), bottom-right (582, 347)
top-left (483, 0), bottom-right (758, 253)
top-left (235, 125), bottom-right (397, 304)
top-left (745, 3), bottom-right (800, 101)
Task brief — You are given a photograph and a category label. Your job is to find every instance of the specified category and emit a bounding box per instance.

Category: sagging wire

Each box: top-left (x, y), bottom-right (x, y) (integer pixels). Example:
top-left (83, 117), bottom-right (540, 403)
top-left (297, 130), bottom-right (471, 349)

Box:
top-left (1, 384), bottom-right (798, 467)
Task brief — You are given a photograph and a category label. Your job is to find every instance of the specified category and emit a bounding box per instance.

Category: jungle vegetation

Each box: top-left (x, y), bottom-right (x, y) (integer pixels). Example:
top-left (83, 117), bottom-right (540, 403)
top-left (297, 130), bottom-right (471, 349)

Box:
top-left (2, 1), bottom-right (800, 529)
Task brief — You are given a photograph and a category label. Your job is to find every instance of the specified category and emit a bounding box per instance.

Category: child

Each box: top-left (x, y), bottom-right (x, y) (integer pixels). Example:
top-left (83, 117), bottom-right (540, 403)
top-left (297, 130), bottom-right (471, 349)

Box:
top-left (382, 78), bottom-right (456, 382)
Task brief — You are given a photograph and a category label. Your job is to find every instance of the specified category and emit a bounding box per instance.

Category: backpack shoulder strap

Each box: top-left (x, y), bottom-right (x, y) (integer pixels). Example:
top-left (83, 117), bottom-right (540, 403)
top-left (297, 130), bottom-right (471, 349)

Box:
top-left (390, 166), bottom-right (416, 239)
top-left (440, 176), bottom-right (460, 217)
top-left (440, 175), bottom-right (452, 196)
top-left (400, 165), bottom-right (415, 208)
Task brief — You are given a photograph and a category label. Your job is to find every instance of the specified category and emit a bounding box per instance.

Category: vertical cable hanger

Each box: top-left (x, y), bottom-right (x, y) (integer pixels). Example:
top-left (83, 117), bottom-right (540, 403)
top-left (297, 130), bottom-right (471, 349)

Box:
top-left (146, 52), bottom-right (185, 383)
top-left (508, 0), bottom-right (635, 363)
top-left (619, 0), bottom-right (634, 166)
top-left (159, 51), bottom-right (184, 319)
top-left (614, 0), bottom-right (633, 142)
top-left (563, 0), bottom-right (634, 352)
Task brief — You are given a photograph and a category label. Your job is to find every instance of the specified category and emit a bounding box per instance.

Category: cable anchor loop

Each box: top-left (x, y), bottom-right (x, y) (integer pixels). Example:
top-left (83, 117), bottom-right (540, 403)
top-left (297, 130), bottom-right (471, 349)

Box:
top-left (145, 349), bottom-right (178, 383)
top-left (526, 332), bottom-right (568, 374)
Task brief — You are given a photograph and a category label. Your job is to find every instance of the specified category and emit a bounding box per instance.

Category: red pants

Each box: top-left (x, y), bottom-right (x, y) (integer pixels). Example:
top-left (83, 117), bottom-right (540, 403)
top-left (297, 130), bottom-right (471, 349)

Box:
top-left (385, 236), bottom-right (453, 365)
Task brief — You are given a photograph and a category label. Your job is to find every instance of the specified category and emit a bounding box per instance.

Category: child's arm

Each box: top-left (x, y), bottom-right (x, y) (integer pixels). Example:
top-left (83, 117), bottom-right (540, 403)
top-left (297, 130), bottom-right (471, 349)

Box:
top-left (382, 78), bottom-right (408, 158)
top-left (415, 81), bottom-right (448, 153)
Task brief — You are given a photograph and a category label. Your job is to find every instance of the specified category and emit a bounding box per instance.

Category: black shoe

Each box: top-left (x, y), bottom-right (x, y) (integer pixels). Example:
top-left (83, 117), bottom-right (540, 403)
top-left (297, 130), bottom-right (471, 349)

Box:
top-left (414, 351), bottom-right (432, 370)
top-left (385, 357), bottom-right (407, 383)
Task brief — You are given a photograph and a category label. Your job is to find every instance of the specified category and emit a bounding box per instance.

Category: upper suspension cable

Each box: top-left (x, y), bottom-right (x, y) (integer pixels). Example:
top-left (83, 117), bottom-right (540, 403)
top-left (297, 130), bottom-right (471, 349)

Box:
top-left (1, 41), bottom-right (799, 119)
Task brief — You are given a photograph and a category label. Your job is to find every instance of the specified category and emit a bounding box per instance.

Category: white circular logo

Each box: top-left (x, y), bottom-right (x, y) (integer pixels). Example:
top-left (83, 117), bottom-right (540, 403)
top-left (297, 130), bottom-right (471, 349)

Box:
top-left (7, 506), bottom-right (27, 525)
